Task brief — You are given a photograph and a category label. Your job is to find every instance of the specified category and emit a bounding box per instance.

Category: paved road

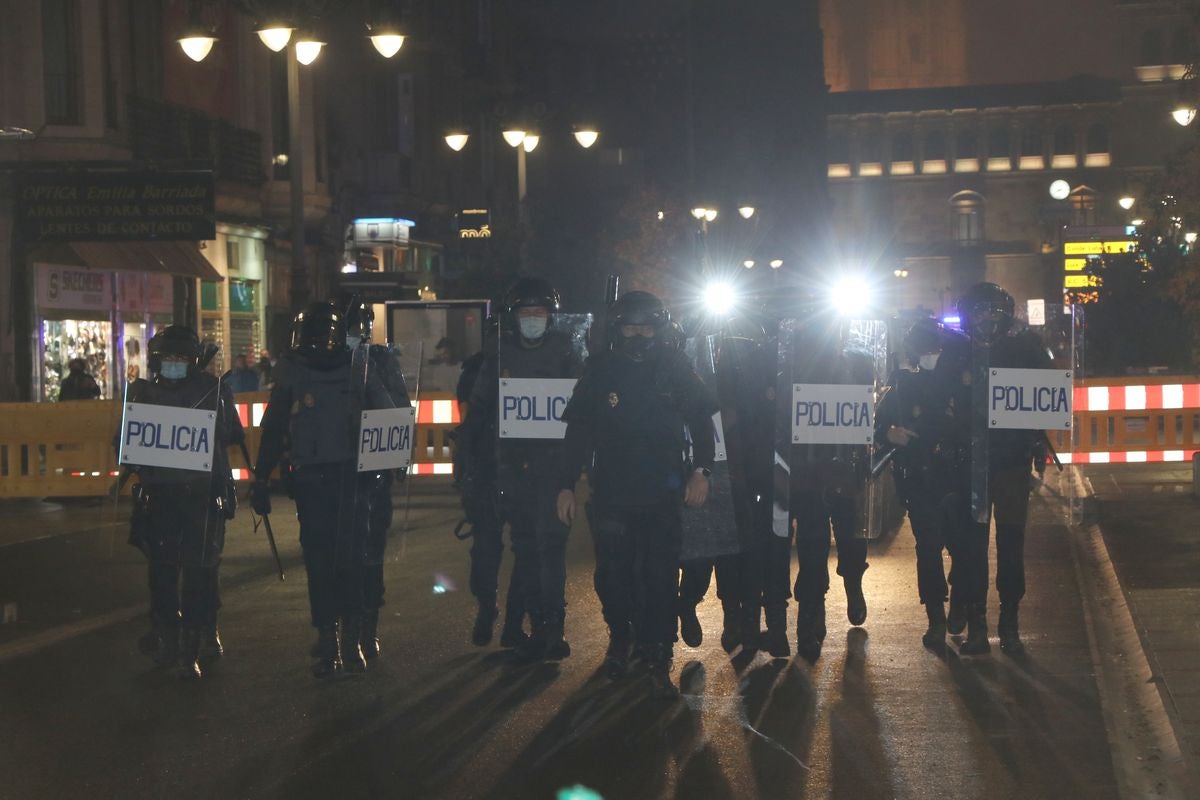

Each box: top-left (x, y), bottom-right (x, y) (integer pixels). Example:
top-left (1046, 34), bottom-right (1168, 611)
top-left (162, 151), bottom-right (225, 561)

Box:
top-left (0, 478), bottom-right (1130, 799)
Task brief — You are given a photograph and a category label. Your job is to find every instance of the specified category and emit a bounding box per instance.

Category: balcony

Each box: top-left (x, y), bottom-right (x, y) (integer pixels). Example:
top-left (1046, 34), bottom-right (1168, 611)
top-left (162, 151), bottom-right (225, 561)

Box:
top-left (128, 96), bottom-right (265, 187)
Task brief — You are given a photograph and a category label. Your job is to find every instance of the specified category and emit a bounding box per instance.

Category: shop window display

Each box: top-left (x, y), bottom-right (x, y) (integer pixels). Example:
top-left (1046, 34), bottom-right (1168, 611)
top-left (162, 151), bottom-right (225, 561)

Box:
top-left (42, 319), bottom-right (111, 400)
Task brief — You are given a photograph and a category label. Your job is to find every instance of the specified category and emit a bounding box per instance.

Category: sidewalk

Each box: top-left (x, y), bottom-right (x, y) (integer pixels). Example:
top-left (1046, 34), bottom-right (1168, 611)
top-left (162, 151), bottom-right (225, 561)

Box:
top-left (1084, 463), bottom-right (1200, 774)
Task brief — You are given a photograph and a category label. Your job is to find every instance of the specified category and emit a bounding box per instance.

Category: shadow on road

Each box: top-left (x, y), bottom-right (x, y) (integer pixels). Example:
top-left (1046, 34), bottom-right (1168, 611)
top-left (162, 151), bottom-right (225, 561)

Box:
top-left (829, 628), bottom-right (893, 800)
top-left (742, 656), bottom-right (817, 797)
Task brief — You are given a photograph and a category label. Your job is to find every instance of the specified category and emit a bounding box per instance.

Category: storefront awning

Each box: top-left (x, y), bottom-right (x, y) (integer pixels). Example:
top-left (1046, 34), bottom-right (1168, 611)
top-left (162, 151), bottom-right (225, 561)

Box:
top-left (42, 241), bottom-right (223, 282)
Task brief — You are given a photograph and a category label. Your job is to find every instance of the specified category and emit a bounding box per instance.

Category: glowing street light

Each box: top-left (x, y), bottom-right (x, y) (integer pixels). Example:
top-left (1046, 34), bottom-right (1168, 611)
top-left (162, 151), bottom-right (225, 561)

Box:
top-left (573, 128), bottom-right (599, 149)
top-left (522, 133), bottom-right (540, 153)
top-left (444, 131), bottom-right (469, 152)
top-left (367, 22), bottom-right (405, 58)
top-left (738, 206), bottom-right (756, 219)
top-left (294, 31), bottom-right (325, 65)
top-left (1118, 195), bottom-right (1135, 210)
top-left (704, 208), bottom-right (718, 222)
top-left (1186, 232), bottom-right (1198, 244)
top-left (691, 207), bottom-right (708, 220)
top-left (502, 129), bottom-right (528, 148)
top-left (769, 259), bottom-right (784, 269)
top-left (1173, 104), bottom-right (1197, 127)
top-left (743, 260), bottom-right (756, 269)
top-left (255, 23), bottom-right (293, 52)
top-left (177, 19), bottom-right (217, 62)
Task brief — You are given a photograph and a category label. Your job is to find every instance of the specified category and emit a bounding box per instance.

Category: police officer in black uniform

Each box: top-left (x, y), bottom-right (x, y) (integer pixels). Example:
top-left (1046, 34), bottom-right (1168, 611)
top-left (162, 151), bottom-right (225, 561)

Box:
top-left (939, 283), bottom-right (1051, 655)
top-left (677, 319), bottom-right (785, 656)
top-left (875, 318), bottom-right (962, 647)
top-left (558, 290), bottom-right (717, 697)
top-left (787, 322), bottom-right (875, 663)
top-left (251, 302), bottom-right (395, 678)
top-left (461, 278), bottom-right (583, 659)
top-left (130, 325), bottom-right (241, 679)
top-left (345, 301), bottom-right (411, 659)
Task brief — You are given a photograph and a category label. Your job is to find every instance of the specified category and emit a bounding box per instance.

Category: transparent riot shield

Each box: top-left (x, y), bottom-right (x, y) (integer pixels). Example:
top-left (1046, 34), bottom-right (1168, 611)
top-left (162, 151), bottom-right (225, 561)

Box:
top-left (387, 340), bottom-right (421, 536)
top-left (1008, 299), bottom-right (1084, 523)
top-left (337, 344), bottom-right (373, 570)
top-left (680, 333), bottom-right (739, 561)
top-left (495, 313), bottom-right (591, 511)
top-left (777, 317), bottom-right (886, 542)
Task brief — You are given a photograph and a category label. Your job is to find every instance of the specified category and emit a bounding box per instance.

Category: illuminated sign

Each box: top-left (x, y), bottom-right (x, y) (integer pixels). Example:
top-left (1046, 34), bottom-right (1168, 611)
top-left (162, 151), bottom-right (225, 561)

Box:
top-left (1064, 274), bottom-right (1100, 288)
top-left (459, 208), bottom-right (491, 240)
top-left (1063, 258), bottom-right (1088, 272)
top-left (1064, 240), bottom-right (1136, 255)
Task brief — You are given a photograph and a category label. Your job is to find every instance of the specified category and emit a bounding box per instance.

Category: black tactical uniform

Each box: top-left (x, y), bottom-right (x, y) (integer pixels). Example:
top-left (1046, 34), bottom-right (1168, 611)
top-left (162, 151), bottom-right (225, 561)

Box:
top-left (560, 291), bottom-right (717, 697)
top-left (252, 302), bottom-right (395, 678)
top-left (938, 283), bottom-right (1051, 655)
top-left (345, 301), bottom-right (412, 659)
top-left (677, 322), bottom-right (787, 656)
top-left (461, 279), bottom-right (584, 659)
top-left (787, 326), bottom-right (874, 663)
top-left (129, 326), bottom-right (242, 679)
top-left (874, 319), bottom-right (962, 647)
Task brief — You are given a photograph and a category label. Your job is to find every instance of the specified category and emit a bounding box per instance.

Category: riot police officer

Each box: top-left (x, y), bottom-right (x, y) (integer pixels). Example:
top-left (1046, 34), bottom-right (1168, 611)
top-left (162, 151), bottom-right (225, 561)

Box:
top-left (677, 319), bottom-right (785, 656)
top-left (940, 283), bottom-right (1051, 655)
top-left (345, 301), bottom-right (411, 659)
top-left (251, 302), bottom-right (395, 678)
top-left (558, 290), bottom-right (717, 697)
top-left (875, 318), bottom-right (961, 647)
top-left (130, 325), bottom-right (241, 679)
top-left (460, 278), bottom-right (584, 659)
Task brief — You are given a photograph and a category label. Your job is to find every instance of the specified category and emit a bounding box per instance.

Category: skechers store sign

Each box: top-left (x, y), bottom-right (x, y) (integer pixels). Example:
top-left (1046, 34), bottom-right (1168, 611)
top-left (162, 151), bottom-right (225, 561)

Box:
top-left (988, 368), bottom-right (1072, 430)
top-left (791, 384), bottom-right (875, 445)
top-left (358, 407), bottom-right (417, 471)
top-left (119, 403), bottom-right (217, 472)
top-left (498, 378), bottom-right (577, 439)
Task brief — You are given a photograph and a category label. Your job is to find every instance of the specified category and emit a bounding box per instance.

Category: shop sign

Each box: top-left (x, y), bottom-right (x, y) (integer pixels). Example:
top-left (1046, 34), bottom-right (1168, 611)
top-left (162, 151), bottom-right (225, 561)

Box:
top-left (459, 209), bottom-right (491, 240)
top-left (17, 169), bottom-right (215, 242)
top-left (36, 266), bottom-right (111, 311)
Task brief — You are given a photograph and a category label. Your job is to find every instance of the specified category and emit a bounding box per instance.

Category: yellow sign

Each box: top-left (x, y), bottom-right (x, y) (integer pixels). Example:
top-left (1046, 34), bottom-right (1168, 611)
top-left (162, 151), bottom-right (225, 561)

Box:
top-left (1063, 240), bottom-right (1136, 255)
top-left (1064, 274), bottom-right (1100, 288)
top-left (1063, 258), bottom-right (1088, 272)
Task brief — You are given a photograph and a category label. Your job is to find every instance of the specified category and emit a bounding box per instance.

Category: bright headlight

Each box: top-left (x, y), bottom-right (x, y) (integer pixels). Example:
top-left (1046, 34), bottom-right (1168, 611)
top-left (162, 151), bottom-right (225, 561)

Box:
top-left (828, 275), bottom-right (874, 317)
top-left (702, 282), bottom-right (737, 316)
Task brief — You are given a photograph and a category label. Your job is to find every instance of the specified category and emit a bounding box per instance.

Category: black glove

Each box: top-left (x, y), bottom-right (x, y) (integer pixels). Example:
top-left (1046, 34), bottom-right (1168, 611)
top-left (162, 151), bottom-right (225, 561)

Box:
top-left (251, 480), bottom-right (272, 516)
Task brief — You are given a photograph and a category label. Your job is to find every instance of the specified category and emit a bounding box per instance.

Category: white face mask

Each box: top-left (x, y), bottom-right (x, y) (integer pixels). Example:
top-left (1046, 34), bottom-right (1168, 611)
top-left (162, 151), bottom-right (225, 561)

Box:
top-left (518, 316), bottom-right (548, 340)
top-left (918, 352), bottom-right (940, 371)
top-left (346, 336), bottom-right (362, 350)
top-left (160, 361), bottom-right (189, 380)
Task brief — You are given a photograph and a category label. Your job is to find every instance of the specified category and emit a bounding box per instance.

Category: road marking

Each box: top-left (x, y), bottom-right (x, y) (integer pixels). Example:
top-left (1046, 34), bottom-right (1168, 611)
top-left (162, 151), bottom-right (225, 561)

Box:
top-left (0, 604), bottom-right (143, 665)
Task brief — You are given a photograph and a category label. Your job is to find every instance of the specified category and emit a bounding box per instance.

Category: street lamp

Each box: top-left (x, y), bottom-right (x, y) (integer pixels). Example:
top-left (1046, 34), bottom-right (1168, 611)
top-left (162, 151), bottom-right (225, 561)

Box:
top-left (743, 259), bottom-right (755, 269)
top-left (367, 22), bottom-right (405, 58)
top-left (294, 30), bottom-right (325, 65)
top-left (1118, 195), bottom-right (1135, 210)
top-left (573, 127), bottom-right (599, 149)
top-left (502, 129), bottom-right (528, 148)
top-left (1173, 104), bottom-right (1197, 127)
top-left (522, 133), bottom-right (540, 153)
top-left (769, 259), bottom-right (784, 269)
top-left (704, 208), bottom-right (718, 222)
top-left (444, 131), bottom-right (469, 152)
top-left (177, 19), bottom-right (217, 62)
top-left (738, 206), bottom-right (756, 219)
top-left (255, 22), bottom-right (293, 52)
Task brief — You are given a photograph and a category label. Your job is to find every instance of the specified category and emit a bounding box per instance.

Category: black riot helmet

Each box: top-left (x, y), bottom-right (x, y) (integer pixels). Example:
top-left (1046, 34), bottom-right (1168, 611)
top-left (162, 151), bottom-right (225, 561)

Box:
top-left (902, 318), bottom-right (943, 361)
top-left (148, 325), bottom-right (201, 380)
top-left (291, 302), bottom-right (349, 360)
top-left (609, 290), bottom-right (670, 362)
top-left (958, 282), bottom-right (1015, 344)
top-left (345, 299), bottom-right (374, 344)
top-left (503, 277), bottom-right (561, 316)
top-left (663, 320), bottom-right (686, 352)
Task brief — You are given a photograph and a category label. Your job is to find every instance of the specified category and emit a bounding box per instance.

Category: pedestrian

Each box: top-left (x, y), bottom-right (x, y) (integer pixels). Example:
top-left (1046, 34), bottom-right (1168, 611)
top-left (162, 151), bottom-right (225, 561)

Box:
top-left (344, 300), bottom-right (411, 659)
top-left (558, 290), bottom-right (717, 697)
top-left (875, 318), bottom-right (963, 648)
top-left (257, 349), bottom-right (274, 388)
top-left (251, 302), bottom-right (396, 678)
top-left (58, 357), bottom-right (101, 400)
top-left (939, 283), bottom-right (1051, 656)
top-left (128, 326), bottom-right (242, 679)
top-left (459, 278), bottom-right (585, 659)
top-left (228, 354), bottom-right (260, 393)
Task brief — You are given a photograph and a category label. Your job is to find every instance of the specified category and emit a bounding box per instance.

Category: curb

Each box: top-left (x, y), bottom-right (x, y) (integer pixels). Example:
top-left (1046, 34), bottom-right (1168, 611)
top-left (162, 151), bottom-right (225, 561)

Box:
top-left (1066, 466), bottom-right (1198, 800)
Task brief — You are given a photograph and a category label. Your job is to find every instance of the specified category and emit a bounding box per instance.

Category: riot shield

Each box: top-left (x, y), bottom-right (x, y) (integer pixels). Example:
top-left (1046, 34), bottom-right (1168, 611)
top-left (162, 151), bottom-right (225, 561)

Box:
top-left (386, 340), bottom-right (422, 537)
top-left (777, 316), bottom-right (886, 541)
top-left (680, 333), bottom-right (739, 561)
top-left (336, 344), bottom-right (374, 569)
top-left (495, 313), bottom-right (591, 511)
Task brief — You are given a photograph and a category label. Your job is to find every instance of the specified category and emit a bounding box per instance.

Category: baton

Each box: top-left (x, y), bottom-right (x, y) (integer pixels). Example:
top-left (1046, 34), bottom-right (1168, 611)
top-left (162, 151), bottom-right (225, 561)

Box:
top-left (870, 447), bottom-right (897, 480)
top-left (1040, 432), bottom-right (1064, 473)
top-left (238, 440), bottom-right (285, 581)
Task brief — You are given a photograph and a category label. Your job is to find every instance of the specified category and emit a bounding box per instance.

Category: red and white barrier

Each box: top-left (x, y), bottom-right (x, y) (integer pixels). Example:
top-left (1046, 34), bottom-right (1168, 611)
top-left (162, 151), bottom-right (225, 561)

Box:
top-left (1075, 383), bottom-right (1200, 412)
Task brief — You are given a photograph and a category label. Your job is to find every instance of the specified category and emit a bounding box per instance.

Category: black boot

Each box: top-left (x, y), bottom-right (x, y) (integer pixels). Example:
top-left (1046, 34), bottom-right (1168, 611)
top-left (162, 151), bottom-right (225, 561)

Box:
top-left (844, 574), bottom-right (867, 626)
top-left (361, 610), bottom-right (381, 660)
top-left (741, 605), bottom-right (763, 655)
top-left (177, 627), bottom-right (203, 679)
top-left (200, 624), bottom-right (223, 661)
top-left (947, 589), bottom-right (967, 635)
top-left (959, 605), bottom-right (991, 656)
top-left (154, 617), bottom-right (180, 668)
top-left (541, 612), bottom-right (571, 661)
top-left (998, 603), bottom-right (1024, 655)
top-left (645, 643), bottom-right (679, 699)
top-left (340, 616), bottom-right (368, 674)
top-left (138, 613), bottom-right (168, 661)
top-left (311, 623), bottom-right (342, 679)
top-left (518, 614), bottom-right (547, 660)
top-left (720, 601), bottom-right (741, 653)
top-left (796, 600), bottom-right (825, 663)
top-left (922, 602), bottom-right (947, 649)
top-left (499, 601), bottom-right (529, 649)
top-left (762, 604), bottom-right (791, 658)
top-left (678, 600), bottom-right (703, 648)
top-left (602, 629), bottom-right (632, 680)
top-left (471, 602), bottom-right (498, 647)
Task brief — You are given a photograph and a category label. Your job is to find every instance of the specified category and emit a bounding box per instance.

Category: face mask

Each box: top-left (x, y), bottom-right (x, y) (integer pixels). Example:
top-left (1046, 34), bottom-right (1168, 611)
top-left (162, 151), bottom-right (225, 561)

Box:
top-left (918, 352), bottom-right (940, 371)
top-left (518, 316), bottom-right (548, 340)
top-left (619, 333), bottom-right (656, 362)
top-left (160, 361), bottom-right (189, 381)
top-left (346, 336), bottom-right (362, 350)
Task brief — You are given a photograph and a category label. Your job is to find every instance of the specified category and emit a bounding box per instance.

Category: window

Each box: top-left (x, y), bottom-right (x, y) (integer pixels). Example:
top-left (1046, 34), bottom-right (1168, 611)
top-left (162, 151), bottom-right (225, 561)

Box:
top-left (226, 239), bottom-right (241, 273)
top-left (956, 128), bottom-right (978, 159)
top-left (1070, 187), bottom-right (1097, 226)
top-left (1021, 124), bottom-right (1044, 157)
top-left (1140, 29), bottom-right (1164, 66)
top-left (891, 130), bottom-right (915, 174)
top-left (42, 0), bottom-right (82, 125)
top-left (1085, 122), bottom-right (1110, 166)
top-left (987, 125), bottom-right (1010, 170)
top-left (924, 129), bottom-right (946, 160)
top-left (951, 191), bottom-right (984, 245)
top-left (1052, 124), bottom-right (1077, 168)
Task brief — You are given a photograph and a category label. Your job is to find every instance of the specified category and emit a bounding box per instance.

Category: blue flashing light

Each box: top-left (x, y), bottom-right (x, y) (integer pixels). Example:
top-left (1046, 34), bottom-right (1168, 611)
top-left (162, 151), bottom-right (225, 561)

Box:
top-left (432, 584), bottom-right (448, 595)
top-left (942, 315), bottom-right (962, 328)
top-left (557, 787), bottom-right (604, 800)
top-left (353, 217), bottom-right (416, 228)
